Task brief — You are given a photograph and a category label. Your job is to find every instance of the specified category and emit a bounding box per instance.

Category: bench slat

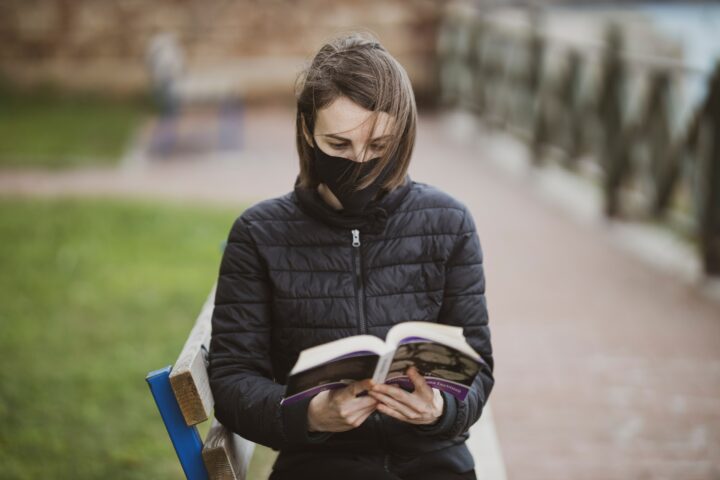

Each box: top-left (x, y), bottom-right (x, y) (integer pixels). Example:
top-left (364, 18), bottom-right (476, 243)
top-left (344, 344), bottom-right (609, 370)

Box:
top-left (202, 418), bottom-right (256, 480)
top-left (170, 284), bottom-right (217, 426)
top-left (146, 365), bottom-right (210, 480)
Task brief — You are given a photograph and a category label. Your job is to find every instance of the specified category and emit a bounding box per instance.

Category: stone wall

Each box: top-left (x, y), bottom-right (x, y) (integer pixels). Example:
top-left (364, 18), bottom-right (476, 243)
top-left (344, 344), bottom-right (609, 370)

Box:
top-left (0, 0), bottom-right (445, 104)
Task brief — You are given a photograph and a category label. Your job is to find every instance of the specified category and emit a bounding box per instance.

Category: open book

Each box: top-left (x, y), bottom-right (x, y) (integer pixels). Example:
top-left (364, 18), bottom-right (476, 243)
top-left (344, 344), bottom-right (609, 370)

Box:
top-left (280, 321), bottom-right (484, 406)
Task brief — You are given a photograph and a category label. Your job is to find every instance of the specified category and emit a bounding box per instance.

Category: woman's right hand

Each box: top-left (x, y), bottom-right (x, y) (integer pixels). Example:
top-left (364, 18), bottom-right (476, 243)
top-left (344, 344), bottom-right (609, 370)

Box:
top-left (307, 379), bottom-right (378, 432)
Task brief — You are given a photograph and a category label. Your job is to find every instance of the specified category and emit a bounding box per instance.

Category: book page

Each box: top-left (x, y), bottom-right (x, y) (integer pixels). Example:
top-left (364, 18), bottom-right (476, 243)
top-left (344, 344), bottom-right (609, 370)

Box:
top-left (386, 321), bottom-right (479, 359)
top-left (383, 338), bottom-right (481, 401)
top-left (289, 334), bottom-right (389, 375)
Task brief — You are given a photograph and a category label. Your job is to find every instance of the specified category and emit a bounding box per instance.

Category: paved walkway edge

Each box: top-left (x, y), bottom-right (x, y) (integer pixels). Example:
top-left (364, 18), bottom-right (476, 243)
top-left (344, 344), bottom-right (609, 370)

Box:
top-left (469, 402), bottom-right (507, 480)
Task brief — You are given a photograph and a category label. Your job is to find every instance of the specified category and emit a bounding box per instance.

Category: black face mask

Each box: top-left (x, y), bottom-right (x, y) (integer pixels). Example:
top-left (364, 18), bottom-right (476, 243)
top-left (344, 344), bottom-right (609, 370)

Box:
top-left (311, 136), bottom-right (394, 215)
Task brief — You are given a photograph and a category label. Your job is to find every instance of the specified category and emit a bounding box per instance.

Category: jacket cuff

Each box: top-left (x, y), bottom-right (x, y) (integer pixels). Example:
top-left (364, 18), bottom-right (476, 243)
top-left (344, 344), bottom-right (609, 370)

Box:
top-left (413, 390), bottom-right (458, 436)
top-left (280, 395), bottom-right (334, 445)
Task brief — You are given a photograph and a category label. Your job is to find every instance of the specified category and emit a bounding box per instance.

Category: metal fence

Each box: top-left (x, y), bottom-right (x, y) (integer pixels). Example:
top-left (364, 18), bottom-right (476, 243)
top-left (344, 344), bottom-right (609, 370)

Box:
top-left (437, 8), bottom-right (720, 276)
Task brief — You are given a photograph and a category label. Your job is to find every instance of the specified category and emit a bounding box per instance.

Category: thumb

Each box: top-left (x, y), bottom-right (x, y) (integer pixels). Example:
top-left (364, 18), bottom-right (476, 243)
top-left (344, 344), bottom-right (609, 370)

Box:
top-left (408, 366), bottom-right (431, 394)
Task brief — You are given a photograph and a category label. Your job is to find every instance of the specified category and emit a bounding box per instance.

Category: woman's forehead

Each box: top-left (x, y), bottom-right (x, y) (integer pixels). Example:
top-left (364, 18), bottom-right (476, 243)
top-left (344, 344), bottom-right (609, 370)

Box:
top-left (315, 96), bottom-right (394, 140)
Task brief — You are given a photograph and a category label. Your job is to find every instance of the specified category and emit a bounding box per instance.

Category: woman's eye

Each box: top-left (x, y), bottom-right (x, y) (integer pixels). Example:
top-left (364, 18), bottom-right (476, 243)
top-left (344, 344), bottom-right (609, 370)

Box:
top-left (327, 142), bottom-right (386, 151)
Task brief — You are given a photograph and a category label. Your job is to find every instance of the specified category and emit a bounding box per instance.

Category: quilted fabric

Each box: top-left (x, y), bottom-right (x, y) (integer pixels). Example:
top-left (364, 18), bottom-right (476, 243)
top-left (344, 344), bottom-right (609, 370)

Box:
top-left (208, 172), bottom-right (494, 467)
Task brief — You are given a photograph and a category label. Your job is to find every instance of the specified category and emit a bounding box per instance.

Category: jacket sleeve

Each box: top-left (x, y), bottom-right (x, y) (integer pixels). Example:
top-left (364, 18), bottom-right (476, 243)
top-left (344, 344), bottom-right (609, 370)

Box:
top-left (208, 215), bottom-right (333, 450)
top-left (413, 205), bottom-right (495, 440)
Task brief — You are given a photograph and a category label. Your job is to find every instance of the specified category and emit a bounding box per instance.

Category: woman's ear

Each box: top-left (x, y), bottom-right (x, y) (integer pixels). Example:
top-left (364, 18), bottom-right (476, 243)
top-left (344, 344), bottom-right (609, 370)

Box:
top-left (300, 115), bottom-right (314, 148)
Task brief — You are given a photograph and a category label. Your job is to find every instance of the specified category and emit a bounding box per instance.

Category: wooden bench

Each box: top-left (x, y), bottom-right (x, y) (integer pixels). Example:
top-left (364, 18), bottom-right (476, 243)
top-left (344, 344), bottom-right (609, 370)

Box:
top-left (146, 284), bottom-right (506, 480)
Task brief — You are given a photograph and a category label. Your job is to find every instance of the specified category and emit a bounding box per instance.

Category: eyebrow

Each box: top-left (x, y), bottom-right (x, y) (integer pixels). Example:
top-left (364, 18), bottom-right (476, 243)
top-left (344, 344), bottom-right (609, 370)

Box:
top-left (321, 133), bottom-right (393, 142)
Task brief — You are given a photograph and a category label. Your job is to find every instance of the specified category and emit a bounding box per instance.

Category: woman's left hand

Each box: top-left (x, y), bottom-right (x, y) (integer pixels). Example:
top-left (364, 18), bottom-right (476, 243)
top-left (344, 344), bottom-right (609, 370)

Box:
top-left (368, 366), bottom-right (444, 425)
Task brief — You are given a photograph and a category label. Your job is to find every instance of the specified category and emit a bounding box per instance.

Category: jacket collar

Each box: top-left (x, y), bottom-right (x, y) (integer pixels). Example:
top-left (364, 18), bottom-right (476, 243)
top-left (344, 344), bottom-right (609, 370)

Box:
top-left (292, 173), bottom-right (413, 234)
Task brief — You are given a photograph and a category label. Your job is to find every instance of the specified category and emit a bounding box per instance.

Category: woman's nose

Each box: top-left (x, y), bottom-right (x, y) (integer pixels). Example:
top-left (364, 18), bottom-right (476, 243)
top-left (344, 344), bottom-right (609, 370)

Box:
top-left (351, 145), bottom-right (369, 163)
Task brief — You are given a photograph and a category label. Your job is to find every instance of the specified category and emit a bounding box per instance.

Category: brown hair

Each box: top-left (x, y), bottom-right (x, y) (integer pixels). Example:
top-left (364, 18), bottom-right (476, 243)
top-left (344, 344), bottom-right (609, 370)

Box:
top-left (294, 31), bottom-right (417, 193)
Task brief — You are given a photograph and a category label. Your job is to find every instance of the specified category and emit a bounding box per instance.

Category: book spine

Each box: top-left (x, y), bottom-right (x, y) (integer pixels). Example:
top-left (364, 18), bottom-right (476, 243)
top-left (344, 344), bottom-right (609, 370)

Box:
top-left (372, 351), bottom-right (395, 385)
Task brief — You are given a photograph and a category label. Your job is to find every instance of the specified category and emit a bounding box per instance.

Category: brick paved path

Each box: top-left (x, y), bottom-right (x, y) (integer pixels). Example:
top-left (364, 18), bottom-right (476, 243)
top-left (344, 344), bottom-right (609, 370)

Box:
top-left (421, 114), bottom-right (720, 480)
top-left (2, 106), bottom-right (719, 479)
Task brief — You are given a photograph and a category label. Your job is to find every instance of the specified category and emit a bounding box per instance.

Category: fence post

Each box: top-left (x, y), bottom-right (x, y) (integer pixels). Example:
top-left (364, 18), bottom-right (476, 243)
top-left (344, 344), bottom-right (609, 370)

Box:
top-left (437, 16), bottom-right (461, 107)
top-left (701, 62), bottom-right (720, 275)
top-left (598, 23), bottom-right (629, 217)
top-left (466, 19), bottom-right (485, 114)
top-left (528, 12), bottom-right (547, 163)
top-left (653, 72), bottom-right (684, 217)
top-left (560, 50), bottom-right (583, 166)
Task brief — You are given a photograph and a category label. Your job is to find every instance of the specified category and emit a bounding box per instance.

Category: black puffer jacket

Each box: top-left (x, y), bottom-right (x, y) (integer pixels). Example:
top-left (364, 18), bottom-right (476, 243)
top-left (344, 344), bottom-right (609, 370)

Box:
top-left (208, 173), bottom-right (494, 474)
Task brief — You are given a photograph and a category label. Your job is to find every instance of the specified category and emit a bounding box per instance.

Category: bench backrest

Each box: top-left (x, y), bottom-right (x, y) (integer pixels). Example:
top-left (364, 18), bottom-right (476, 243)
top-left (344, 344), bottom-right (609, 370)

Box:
top-left (146, 283), bottom-right (255, 480)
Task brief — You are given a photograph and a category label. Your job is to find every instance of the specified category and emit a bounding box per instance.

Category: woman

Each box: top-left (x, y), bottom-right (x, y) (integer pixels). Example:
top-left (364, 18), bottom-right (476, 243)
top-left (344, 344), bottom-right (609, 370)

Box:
top-left (208, 32), bottom-right (494, 480)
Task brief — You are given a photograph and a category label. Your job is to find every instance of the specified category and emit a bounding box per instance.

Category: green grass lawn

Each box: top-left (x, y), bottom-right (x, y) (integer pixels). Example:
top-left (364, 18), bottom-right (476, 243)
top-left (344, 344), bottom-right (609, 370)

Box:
top-left (0, 83), bottom-right (149, 169)
top-left (0, 196), bottom-right (277, 479)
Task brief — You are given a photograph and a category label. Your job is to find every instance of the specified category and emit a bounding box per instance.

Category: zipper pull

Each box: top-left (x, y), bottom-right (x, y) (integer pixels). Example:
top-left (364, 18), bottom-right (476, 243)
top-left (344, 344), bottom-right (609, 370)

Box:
top-left (351, 229), bottom-right (361, 247)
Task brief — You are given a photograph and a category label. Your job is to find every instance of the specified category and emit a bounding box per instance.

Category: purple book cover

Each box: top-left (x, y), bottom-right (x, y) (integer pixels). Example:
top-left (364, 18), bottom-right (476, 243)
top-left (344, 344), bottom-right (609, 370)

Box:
top-left (384, 375), bottom-right (471, 401)
top-left (281, 351), bottom-right (380, 406)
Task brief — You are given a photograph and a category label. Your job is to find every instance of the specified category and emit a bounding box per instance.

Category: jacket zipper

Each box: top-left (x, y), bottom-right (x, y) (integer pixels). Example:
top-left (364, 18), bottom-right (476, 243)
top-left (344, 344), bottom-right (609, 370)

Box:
top-left (352, 229), bottom-right (388, 465)
top-left (351, 228), bottom-right (366, 334)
